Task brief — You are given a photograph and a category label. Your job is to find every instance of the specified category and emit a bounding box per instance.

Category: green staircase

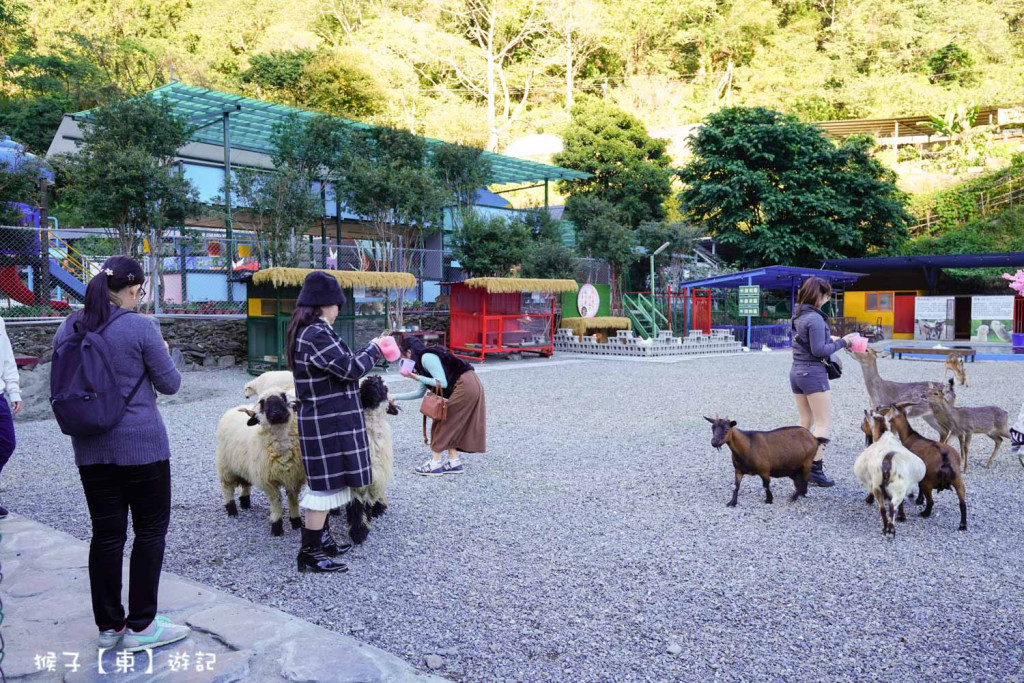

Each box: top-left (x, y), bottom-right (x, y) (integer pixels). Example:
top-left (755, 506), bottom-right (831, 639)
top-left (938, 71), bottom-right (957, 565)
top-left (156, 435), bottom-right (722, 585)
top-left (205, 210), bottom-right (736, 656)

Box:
top-left (622, 292), bottom-right (667, 339)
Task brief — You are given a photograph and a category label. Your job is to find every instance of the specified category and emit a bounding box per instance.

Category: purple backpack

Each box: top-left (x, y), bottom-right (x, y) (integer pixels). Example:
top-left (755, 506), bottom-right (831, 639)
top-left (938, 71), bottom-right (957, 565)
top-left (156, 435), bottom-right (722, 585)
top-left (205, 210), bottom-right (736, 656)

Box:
top-left (50, 309), bottom-right (146, 437)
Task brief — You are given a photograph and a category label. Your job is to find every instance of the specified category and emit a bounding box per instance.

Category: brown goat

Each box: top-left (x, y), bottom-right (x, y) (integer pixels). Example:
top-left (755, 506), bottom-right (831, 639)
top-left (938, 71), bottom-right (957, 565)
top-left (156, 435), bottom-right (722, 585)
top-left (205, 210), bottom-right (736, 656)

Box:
top-left (884, 402), bottom-right (967, 531)
top-left (704, 417), bottom-right (826, 507)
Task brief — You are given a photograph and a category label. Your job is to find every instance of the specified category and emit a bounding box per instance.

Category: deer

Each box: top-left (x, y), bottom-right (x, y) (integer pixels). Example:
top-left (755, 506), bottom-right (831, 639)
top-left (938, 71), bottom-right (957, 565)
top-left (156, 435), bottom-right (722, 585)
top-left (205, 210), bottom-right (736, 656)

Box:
top-left (944, 352), bottom-right (968, 387)
top-left (925, 386), bottom-right (1011, 473)
top-left (847, 348), bottom-right (954, 437)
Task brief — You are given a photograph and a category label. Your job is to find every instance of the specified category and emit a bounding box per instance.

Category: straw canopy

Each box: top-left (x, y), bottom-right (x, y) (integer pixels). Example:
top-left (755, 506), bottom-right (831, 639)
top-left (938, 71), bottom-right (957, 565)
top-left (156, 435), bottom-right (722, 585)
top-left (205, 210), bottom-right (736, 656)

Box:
top-left (253, 268), bottom-right (417, 290)
top-left (561, 317), bottom-right (632, 338)
top-left (462, 277), bottom-right (579, 294)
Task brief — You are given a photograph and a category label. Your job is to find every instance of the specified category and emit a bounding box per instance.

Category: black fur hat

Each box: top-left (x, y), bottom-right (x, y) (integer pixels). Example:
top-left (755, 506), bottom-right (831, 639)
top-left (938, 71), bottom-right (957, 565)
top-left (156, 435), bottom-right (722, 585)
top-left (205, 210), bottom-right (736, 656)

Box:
top-left (297, 271), bottom-right (346, 308)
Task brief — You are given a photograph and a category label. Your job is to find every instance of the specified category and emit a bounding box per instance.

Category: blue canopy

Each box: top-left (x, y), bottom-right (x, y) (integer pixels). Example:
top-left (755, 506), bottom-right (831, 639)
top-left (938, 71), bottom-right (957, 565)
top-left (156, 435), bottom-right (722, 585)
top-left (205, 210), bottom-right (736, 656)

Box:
top-left (677, 265), bottom-right (865, 291)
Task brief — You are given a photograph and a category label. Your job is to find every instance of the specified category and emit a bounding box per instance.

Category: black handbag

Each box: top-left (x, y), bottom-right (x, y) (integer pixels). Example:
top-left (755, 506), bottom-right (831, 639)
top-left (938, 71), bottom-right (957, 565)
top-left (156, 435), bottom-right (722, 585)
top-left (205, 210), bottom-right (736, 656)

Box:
top-left (821, 354), bottom-right (843, 380)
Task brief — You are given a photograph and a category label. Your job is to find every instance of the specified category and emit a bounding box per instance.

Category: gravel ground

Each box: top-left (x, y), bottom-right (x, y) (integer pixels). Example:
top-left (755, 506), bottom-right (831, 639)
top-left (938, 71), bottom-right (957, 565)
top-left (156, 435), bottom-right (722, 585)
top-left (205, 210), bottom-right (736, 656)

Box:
top-left (8, 352), bottom-right (1024, 682)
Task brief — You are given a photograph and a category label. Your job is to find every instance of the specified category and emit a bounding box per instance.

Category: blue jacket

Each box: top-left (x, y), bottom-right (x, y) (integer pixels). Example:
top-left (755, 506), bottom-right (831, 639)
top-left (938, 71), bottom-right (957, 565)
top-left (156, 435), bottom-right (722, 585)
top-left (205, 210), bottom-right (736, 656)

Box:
top-left (791, 305), bottom-right (846, 366)
top-left (292, 321), bottom-right (382, 491)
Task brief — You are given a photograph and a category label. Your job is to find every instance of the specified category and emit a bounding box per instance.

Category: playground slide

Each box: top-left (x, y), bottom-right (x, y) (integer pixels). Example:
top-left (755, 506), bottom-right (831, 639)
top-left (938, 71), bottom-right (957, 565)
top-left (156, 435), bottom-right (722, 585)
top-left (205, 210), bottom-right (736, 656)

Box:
top-left (48, 259), bottom-right (87, 299)
top-left (0, 265), bottom-right (72, 309)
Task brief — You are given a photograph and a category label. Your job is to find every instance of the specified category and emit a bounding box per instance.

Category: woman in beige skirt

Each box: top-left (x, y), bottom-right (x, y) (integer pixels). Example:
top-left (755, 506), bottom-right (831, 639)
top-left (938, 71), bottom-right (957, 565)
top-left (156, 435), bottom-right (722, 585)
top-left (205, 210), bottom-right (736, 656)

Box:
top-left (391, 336), bottom-right (486, 476)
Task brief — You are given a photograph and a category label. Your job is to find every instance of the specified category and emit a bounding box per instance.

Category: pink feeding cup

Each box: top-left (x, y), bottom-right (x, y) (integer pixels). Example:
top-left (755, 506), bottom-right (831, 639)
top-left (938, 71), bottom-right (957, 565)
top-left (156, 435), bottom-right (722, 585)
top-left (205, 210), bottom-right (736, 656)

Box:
top-left (378, 335), bottom-right (401, 362)
top-left (850, 334), bottom-right (868, 353)
top-left (400, 358), bottom-right (416, 376)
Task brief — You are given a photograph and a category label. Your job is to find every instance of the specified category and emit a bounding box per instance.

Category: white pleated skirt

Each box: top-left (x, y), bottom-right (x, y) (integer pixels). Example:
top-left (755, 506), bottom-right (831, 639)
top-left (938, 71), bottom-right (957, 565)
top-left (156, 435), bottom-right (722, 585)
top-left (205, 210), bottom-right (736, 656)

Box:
top-left (299, 486), bottom-right (351, 511)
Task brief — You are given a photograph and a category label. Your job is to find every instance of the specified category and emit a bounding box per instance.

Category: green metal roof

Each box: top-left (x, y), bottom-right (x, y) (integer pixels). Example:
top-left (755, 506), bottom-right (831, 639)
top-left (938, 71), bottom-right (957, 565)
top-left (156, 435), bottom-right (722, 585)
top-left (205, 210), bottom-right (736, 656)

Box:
top-left (74, 82), bottom-right (590, 186)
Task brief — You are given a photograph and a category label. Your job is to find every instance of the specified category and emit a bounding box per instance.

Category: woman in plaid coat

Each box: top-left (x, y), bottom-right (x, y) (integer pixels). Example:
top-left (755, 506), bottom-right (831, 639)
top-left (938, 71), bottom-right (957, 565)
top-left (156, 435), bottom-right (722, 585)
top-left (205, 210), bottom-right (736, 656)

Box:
top-left (286, 271), bottom-right (384, 573)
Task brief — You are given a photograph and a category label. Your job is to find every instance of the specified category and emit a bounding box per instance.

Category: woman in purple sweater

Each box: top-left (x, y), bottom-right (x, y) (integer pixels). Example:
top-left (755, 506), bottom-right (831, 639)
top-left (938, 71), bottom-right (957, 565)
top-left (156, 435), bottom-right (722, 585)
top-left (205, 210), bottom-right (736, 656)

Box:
top-left (790, 276), bottom-right (857, 487)
top-left (52, 257), bottom-right (189, 652)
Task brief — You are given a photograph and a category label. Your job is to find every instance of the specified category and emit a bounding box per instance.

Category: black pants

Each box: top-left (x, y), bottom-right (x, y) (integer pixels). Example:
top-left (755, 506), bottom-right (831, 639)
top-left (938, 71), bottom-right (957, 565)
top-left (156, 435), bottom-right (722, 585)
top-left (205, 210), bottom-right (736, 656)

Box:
top-left (78, 460), bottom-right (171, 632)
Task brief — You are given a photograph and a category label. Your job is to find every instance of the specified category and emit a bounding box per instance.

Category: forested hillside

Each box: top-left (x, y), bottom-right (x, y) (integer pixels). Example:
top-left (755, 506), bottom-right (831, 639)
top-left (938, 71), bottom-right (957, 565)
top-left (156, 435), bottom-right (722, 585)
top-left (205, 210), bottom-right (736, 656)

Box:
top-left (3, 0), bottom-right (1024, 155)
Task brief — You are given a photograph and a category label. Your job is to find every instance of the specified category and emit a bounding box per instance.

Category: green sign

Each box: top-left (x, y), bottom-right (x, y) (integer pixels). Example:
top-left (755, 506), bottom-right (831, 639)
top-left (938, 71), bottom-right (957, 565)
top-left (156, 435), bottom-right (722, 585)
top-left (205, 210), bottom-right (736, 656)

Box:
top-left (738, 285), bottom-right (760, 316)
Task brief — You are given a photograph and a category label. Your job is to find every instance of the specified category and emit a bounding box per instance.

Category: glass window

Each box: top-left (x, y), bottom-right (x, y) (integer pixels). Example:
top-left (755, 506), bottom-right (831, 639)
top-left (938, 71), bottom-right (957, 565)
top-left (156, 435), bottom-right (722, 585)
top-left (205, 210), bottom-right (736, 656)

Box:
top-left (878, 293), bottom-right (893, 310)
top-left (866, 294), bottom-right (878, 310)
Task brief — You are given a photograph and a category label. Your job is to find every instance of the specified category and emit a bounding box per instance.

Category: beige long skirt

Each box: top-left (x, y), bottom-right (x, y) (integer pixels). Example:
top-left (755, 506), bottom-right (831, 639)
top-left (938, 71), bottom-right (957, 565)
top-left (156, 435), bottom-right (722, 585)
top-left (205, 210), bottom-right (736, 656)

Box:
top-left (431, 371), bottom-right (486, 453)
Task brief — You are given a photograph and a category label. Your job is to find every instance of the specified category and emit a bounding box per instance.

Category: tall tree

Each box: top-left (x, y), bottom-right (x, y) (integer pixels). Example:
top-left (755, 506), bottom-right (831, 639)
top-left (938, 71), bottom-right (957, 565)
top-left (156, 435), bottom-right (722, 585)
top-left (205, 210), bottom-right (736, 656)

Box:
top-left (332, 125), bottom-right (447, 326)
top-left (430, 0), bottom-right (548, 151)
top-left (678, 107), bottom-right (911, 268)
top-left (451, 211), bottom-right (532, 277)
top-left (57, 96), bottom-right (201, 307)
top-left (555, 97), bottom-right (673, 228)
top-left (58, 96), bottom-right (200, 252)
top-left (546, 0), bottom-right (604, 111)
top-left (431, 141), bottom-right (492, 231)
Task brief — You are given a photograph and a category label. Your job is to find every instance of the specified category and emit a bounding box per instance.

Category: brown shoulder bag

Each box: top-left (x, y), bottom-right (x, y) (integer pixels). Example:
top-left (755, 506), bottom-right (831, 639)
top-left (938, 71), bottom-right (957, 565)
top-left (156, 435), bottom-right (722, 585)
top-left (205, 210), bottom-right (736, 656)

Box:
top-left (420, 380), bottom-right (448, 445)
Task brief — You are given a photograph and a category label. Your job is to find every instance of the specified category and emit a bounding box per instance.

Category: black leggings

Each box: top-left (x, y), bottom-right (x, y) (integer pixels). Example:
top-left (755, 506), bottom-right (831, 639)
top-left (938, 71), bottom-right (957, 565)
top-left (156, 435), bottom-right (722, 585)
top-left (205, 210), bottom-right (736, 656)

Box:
top-left (79, 460), bottom-right (171, 632)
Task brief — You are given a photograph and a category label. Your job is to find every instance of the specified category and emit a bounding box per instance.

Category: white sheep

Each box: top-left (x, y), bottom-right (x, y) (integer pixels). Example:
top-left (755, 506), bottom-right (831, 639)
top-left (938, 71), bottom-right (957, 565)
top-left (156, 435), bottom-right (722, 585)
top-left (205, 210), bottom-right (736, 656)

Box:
top-left (854, 415), bottom-right (926, 537)
top-left (346, 376), bottom-right (396, 544)
top-left (243, 370), bottom-right (295, 398)
top-left (216, 390), bottom-right (306, 536)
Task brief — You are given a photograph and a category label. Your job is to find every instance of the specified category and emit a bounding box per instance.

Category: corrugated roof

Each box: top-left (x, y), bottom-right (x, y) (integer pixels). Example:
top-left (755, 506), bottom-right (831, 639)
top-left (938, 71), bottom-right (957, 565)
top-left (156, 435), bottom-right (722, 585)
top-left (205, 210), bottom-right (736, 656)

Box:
top-left (815, 106), bottom-right (1004, 139)
top-left (73, 82), bottom-right (591, 186)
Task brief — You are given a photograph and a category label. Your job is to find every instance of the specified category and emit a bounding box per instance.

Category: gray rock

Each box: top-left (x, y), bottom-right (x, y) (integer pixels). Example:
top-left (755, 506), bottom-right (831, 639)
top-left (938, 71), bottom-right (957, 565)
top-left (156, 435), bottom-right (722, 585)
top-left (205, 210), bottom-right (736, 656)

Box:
top-left (667, 644), bottom-right (683, 656)
top-left (203, 354), bottom-right (218, 367)
top-left (425, 655), bottom-right (444, 670)
top-left (217, 355), bottom-right (236, 368)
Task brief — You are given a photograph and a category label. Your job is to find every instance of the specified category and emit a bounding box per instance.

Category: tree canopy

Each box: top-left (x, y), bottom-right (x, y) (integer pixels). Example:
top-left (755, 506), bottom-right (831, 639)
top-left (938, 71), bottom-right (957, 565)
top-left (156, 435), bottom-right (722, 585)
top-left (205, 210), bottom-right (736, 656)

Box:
top-left (678, 107), bottom-right (911, 268)
top-left (555, 97), bottom-right (673, 228)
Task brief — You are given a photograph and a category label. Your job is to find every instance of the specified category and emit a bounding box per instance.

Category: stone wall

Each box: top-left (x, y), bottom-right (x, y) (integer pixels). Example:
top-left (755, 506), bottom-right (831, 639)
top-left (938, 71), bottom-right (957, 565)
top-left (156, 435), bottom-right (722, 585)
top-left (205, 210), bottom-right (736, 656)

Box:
top-left (7, 316), bottom-right (247, 369)
top-left (7, 323), bottom-right (60, 363)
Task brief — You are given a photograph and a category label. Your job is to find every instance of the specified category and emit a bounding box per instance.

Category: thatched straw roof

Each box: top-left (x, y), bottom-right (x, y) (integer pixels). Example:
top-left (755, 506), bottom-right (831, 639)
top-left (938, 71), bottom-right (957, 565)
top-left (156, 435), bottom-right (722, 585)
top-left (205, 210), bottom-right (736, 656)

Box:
top-left (561, 317), bottom-right (632, 338)
top-left (252, 268), bottom-right (417, 290)
top-left (462, 277), bottom-right (579, 294)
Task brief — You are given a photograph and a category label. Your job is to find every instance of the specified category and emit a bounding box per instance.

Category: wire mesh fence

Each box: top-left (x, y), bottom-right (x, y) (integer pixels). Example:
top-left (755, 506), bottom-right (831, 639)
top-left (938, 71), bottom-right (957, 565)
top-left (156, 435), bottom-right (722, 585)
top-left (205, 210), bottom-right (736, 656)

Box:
top-left (0, 225), bottom-right (611, 318)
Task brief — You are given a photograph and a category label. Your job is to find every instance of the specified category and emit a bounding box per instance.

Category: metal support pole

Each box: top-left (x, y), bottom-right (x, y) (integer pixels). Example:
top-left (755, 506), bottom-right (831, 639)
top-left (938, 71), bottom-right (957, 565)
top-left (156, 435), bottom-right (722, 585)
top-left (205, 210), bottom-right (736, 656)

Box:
top-left (223, 112), bottom-right (235, 303)
top-left (746, 275), bottom-right (753, 348)
top-left (544, 179), bottom-right (549, 211)
top-left (223, 112), bottom-right (232, 240)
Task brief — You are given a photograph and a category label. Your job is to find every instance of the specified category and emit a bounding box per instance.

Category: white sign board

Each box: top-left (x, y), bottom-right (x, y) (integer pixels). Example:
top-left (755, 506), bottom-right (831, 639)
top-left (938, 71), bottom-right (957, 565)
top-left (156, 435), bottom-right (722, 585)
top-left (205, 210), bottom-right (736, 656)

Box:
top-left (970, 296), bottom-right (1014, 320)
top-left (914, 296), bottom-right (951, 320)
top-left (914, 296), bottom-right (954, 341)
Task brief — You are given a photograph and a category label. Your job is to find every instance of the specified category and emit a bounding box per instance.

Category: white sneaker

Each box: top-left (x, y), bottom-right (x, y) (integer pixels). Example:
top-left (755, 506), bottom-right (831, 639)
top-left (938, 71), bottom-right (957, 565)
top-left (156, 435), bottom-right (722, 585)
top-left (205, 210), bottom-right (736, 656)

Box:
top-left (120, 616), bottom-right (190, 652)
top-left (97, 627), bottom-right (125, 649)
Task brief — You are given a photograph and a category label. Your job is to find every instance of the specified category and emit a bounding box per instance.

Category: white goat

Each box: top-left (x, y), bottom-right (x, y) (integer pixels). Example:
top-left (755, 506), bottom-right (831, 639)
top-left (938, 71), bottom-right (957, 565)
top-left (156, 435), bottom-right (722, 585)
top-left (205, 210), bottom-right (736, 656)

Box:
top-left (216, 390), bottom-right (306, 536)
top-left (244, 370), bottom-right (295, 398)
top-left (854, 414), bottom-right (926, 537)
top-left (347, 376), bottom-right (396, 544)
top-left (1011, 401), bottom-right (1024, 468)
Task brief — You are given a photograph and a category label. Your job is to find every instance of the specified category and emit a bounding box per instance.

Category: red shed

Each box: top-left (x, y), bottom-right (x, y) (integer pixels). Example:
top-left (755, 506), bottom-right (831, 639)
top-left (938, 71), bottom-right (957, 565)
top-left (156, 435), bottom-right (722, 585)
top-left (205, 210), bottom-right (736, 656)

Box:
top-left (448, 277), bottom-right (579, 361)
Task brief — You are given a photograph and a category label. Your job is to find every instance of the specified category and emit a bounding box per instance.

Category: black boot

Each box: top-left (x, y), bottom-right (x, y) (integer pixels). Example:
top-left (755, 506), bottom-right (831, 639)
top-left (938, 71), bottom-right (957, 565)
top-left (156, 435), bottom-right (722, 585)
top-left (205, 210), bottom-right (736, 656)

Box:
top-left (297, 528), bottom-right (348, 573)
top-left (808, 460), bottom-right (835, 488)
top-left (320, 518), bottom-right (352, 558)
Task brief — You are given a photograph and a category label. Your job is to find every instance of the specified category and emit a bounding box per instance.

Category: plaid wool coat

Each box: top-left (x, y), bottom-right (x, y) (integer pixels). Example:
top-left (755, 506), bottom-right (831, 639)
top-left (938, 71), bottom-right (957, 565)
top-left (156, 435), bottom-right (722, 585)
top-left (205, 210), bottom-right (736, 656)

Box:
top-left (293, 321), bottom-right (382, 491)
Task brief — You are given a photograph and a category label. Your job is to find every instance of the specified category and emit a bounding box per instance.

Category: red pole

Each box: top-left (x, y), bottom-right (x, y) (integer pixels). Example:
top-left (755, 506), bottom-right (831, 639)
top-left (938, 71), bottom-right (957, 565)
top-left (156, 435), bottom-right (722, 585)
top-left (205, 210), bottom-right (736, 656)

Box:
top-left (667, 284), bottom-right (672, 332)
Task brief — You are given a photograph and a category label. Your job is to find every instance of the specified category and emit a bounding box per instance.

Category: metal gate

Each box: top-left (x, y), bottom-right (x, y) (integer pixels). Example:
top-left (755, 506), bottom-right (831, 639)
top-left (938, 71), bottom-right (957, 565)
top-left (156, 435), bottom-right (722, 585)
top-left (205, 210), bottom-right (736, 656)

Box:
top-left (692, 288), bottom-right (712, 334)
